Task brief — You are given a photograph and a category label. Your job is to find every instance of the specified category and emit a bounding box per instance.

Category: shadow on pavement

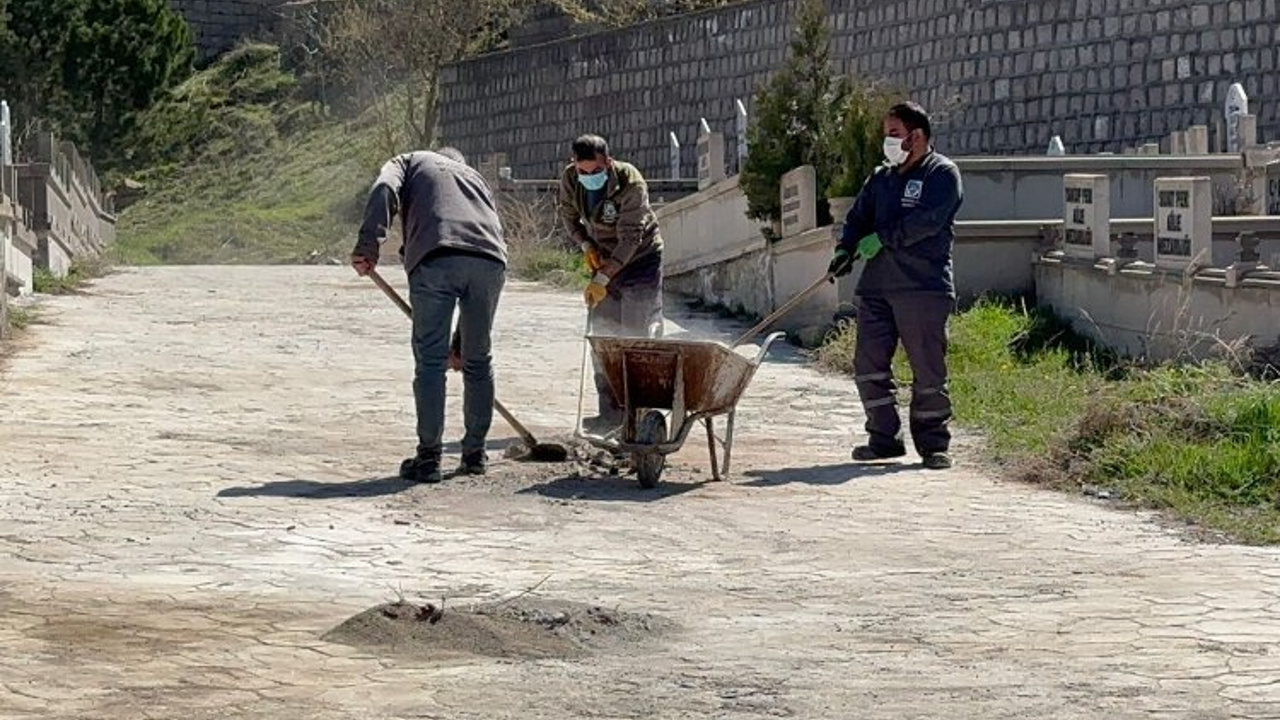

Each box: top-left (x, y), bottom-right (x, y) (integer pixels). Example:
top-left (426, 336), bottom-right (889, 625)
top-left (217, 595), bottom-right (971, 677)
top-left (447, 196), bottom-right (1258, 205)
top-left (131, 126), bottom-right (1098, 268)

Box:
top-left (517, 472), bottom-right (707, 502)
top-left (742, 461), bottom-right (920, 487)
top-left (218, 475), bottom-right (413, 499)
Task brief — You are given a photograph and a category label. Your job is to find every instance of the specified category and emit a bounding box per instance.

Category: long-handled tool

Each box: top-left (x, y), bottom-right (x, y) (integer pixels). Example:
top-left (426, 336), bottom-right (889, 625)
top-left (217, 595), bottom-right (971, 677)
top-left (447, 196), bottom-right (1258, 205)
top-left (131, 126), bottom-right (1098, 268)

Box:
top-left (366, 269), bottom-right (570, 463)
top-left (729, 271), bottom-right (835, 348)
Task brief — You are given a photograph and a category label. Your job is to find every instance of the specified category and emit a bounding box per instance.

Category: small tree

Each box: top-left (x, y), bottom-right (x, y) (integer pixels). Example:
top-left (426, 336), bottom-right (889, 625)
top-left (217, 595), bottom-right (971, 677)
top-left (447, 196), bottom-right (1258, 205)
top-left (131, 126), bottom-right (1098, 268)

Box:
top-left (60, 0), bottom-right (196, 167)
top-left (325, 0), bottom-right (521, 155)
top-left (738, 0), bottom-right (844, 227)
top-left (0, 0), bottom-right (86, 147)
top-left (826, 82), bottom-right (898, 198)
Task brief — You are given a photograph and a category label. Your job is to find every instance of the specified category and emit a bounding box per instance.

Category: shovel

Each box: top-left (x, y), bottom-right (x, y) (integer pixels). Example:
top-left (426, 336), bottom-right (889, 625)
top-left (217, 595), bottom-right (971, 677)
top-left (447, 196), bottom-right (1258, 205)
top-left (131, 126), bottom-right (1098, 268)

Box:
top-left (729, 271), bottom-right (837, 348)
top-left (365, 268), bottom-right (570, 463)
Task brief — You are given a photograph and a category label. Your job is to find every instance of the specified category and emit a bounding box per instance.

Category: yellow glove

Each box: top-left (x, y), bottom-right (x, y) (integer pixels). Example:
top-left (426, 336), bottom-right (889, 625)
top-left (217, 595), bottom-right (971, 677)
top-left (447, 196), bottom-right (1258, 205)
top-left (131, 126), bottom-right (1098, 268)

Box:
top-left (583, 247), bottom-right (603, 273)
top-left (584, 273), bottom-right (609, 309)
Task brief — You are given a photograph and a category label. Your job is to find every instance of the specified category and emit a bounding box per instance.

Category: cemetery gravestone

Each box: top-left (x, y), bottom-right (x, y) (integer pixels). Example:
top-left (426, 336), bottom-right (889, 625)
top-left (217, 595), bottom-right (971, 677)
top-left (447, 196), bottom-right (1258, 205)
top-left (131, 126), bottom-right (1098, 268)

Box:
top-left (1062, 174), bottom-right (1111, 259)
top-left (1153, 177), bottom-right (1212, 271)
top-left (1187, 126), bottom-right (1210, 154)
top-left (669, 132), bottom-right (681, 180)
top-left (1239, 114), bottom-right (1258, 148)
top-left (1266, 162), bottom-right (1280, 215)
top-left (779, 166), bottom-right (817, 238)
top-left (697, 131), bottom-right (725, 190)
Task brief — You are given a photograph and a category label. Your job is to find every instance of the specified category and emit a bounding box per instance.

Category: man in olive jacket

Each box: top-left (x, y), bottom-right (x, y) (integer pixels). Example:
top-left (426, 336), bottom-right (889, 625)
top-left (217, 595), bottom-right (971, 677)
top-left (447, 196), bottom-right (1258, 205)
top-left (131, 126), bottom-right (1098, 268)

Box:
top-left (557, 134), bottom-right (664, 434)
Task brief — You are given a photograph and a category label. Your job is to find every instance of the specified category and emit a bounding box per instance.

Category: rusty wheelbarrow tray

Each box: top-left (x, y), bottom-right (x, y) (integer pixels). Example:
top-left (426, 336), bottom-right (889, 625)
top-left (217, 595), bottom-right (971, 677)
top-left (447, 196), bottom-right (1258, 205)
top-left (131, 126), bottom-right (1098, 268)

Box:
top-left (575, 331), bottom-right (787, 488)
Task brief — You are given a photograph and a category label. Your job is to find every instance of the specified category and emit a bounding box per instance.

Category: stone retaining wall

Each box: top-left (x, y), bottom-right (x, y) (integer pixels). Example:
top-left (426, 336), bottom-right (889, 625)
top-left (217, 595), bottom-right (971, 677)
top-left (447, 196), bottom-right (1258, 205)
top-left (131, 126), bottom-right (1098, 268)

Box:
top-left (440, 0), bottom-right (1280, 180)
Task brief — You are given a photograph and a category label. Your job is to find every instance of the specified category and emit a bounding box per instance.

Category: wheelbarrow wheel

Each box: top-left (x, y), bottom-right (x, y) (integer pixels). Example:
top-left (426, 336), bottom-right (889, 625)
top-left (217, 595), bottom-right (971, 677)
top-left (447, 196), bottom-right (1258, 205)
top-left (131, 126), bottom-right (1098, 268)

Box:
top-left (633, 410), bottom-right (667, 489)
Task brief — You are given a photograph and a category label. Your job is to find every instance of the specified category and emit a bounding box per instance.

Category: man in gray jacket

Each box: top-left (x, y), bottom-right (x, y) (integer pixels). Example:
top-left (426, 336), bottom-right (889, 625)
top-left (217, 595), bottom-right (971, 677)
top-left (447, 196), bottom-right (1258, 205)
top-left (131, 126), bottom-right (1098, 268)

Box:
top-left (352, 147), bottom-right (507, 484)
top-left (829, 102), bottom-right (962, 471)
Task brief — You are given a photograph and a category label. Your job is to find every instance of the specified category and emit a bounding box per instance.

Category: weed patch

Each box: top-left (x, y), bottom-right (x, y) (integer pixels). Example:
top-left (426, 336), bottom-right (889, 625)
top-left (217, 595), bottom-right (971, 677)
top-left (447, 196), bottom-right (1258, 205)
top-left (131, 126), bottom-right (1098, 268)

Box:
top-left (814, 298), bottom-right (1280, 543)
top-left (32, 256), bottom-right (113, 295)
top-left (500, 195), bottom-right (588, 289)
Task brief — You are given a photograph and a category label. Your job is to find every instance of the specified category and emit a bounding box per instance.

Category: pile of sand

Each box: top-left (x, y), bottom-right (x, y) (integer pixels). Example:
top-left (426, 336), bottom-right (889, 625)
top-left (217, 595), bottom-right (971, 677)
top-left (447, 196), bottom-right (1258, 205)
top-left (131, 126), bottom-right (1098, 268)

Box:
top-left (322, 598), bottom-right (672, 660)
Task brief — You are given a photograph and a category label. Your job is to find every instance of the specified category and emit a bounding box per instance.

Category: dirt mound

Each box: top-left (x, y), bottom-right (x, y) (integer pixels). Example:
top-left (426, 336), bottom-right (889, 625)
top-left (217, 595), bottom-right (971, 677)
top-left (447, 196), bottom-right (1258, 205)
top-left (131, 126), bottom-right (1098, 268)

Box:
top-left (501, 434), bottom-right (619, 468)
top-left (322, 598), bottom-right (672, 660)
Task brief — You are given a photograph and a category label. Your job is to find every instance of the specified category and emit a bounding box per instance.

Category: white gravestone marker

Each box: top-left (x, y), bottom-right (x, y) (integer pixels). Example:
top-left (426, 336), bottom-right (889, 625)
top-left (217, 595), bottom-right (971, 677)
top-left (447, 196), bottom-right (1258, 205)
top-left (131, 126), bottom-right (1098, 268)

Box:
top-left (1153, 177), bottom-right (1212, 271)
top-left (668, 132), bottom-right (681, 180)
top-left (696, 131), bottom-right (725, 190)
top-left (779, 165), bottom-right (817, 238)
top-left (1225, 82), bottom-right (1249, 153)
top-left (1265, 161), bottom-right (1280, 215)
top-left (1062, 174), bottom-right (1111, 259)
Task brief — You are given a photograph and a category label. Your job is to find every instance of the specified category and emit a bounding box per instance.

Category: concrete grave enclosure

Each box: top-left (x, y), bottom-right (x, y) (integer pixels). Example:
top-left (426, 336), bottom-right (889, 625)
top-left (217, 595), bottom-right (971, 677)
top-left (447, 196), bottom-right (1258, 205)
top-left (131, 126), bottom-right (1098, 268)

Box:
top-left (651, 127), bottom-right (1280, 360)
top-left (1, 113), bottom-right (115, 337)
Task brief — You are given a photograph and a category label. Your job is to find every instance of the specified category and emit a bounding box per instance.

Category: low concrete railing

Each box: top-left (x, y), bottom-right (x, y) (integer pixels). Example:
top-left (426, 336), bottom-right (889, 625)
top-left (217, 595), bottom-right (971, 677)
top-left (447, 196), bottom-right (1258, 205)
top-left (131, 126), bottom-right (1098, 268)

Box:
top-left (8, 132), bottom-right (116, 283)
top-left (1032, 215), bottom-right (1280, 361)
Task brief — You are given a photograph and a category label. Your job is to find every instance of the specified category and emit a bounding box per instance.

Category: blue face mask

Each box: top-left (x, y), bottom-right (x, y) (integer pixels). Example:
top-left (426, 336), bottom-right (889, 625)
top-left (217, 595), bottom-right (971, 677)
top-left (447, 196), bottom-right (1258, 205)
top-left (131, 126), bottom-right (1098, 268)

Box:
top-left (577, 170), bottom-right (608, 192)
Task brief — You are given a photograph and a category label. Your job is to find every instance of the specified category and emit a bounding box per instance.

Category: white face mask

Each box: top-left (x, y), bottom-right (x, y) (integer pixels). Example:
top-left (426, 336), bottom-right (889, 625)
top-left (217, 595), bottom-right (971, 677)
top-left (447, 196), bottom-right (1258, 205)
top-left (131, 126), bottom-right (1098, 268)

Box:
top-left (883, 136), bottom-right (909, 166)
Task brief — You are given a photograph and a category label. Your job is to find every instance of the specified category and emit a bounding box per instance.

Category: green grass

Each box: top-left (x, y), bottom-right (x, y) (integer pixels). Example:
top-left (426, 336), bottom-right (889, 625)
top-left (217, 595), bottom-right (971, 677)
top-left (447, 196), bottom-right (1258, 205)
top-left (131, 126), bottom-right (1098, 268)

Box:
top-left (32, 255), bottom-right (113, 294)
top-left (114, 41), bottom-right (592, 279)
top-left (114, 42), bottom-right (582, 274)
top-left (5, 305), bottom-right (39, 331)
top-left (113, 118), bottom-right (382, 265)
top-left (113, 42), bottom-right (388, 266)
top-left (815, 299), bottom-right (1280, 544)
top-left (508, 243), bottom-right (590, 288)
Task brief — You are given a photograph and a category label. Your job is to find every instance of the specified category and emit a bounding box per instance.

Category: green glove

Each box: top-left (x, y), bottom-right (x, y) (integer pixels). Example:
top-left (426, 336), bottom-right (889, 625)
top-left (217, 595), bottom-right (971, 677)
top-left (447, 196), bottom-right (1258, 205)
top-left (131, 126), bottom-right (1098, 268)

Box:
top-left (856, 233), bottom-right (883, 261)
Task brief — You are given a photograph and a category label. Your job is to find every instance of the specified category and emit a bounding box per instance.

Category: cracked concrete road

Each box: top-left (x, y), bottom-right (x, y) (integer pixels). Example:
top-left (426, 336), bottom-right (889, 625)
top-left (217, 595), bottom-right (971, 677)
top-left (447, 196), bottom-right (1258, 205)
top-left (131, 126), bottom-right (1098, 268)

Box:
top-left (2, 265), bottom-right (1279, 720)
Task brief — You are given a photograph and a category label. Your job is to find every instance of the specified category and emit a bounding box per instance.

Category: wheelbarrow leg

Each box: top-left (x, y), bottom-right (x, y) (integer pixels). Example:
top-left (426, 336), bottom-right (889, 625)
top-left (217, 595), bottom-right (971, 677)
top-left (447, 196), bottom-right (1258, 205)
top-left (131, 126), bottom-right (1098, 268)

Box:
top-left (722, 410), bottom-right (736, 478)
top-left (705, 417), bottom-right (720, 482)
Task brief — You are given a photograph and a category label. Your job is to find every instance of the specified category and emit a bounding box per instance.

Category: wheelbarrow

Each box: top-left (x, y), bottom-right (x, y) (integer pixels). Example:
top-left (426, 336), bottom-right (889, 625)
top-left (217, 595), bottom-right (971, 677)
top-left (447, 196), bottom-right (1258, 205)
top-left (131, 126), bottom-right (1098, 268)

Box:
top-left (575, 272), bottom-right (834, 488)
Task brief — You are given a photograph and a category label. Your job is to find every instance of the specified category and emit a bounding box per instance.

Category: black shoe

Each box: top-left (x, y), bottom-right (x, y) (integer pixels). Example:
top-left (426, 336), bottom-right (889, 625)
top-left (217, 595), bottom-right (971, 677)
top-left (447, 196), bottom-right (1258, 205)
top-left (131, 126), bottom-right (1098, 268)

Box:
top-left (921, 452), bottom-right (952, 471)
top-left (456, 451), bottom-right (487, 476)
top-left (851, 444), bottom-right (907, 462)
top-left (399, 454), bottom-right (442, 484)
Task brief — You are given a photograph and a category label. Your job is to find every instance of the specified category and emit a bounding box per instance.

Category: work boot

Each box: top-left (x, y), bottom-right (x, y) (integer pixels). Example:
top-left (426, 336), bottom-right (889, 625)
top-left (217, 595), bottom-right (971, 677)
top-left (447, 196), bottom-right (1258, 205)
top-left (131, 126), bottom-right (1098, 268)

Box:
top-left (399, 453), bottom-right (442, 484)
top-left (921, 452), bottom-right (952, 471)
top-left (456, 450), bottom-right (487, 476)
top-left (851, 444), bottom-right (907, 462)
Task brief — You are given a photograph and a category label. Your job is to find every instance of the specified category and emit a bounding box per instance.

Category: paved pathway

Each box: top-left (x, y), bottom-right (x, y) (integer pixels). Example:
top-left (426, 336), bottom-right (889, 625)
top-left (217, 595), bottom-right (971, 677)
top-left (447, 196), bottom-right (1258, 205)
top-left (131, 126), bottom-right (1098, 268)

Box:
top-left (1, 266), bottom-right (1278, 719)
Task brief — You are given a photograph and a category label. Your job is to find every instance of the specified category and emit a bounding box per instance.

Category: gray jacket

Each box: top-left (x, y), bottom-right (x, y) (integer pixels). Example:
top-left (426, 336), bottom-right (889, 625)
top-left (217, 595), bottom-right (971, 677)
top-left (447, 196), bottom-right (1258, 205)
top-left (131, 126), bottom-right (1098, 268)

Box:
top-left (839, 150), bottom-right (963, 297)
top-left (355, 151), bottom-right (507, 272)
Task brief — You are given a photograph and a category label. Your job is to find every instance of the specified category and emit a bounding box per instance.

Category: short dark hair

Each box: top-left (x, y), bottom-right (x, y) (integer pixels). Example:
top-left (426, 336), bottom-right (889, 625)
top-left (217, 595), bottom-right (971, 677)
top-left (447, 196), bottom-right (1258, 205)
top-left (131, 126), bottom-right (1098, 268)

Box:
top-left (888, 102), bottom-right (932, 139)
top-left (571, 134), bottom-right (610, 162)
top-left (436, 146), bottom-right (466, 164)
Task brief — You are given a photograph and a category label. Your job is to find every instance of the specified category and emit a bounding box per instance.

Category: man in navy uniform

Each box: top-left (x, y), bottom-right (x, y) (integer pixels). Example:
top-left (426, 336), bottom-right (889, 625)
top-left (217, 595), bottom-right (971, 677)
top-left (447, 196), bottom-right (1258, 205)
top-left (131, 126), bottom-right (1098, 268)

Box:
top-left (829, 102), bottom-right (963, 470)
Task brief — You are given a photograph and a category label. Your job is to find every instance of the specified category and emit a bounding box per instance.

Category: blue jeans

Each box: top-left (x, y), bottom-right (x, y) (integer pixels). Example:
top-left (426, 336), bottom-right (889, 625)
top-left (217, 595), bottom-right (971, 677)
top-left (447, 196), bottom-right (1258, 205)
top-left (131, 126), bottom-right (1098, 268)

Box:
top-left (408, 253), bottom-right (505, 458)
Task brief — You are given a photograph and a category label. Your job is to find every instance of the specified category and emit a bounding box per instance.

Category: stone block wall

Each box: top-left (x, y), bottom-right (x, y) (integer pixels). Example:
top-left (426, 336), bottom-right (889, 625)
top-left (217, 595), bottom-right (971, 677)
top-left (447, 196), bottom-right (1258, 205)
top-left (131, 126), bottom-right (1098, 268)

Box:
top-left (168, 0), bottom-right (286, 59)
top-left (439, 0), bottom-right (1280, 180)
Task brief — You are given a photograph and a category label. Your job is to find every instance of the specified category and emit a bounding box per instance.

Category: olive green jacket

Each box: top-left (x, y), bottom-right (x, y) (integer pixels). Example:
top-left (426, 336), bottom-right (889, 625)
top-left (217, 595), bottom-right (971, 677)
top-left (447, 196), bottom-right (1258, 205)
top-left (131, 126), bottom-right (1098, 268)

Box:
top-left (557, 160), bottom-right (662, 272)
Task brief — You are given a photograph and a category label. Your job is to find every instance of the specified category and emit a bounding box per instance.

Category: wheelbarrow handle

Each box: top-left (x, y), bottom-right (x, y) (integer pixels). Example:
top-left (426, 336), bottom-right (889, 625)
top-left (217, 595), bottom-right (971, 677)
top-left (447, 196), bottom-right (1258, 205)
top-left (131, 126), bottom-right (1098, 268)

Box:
top-left (730, 272), bottom-right (835, 348)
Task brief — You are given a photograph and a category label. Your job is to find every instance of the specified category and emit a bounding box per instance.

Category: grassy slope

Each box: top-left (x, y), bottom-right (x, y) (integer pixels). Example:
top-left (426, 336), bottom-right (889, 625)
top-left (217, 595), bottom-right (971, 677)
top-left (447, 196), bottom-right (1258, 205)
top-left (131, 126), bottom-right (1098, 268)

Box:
top-left (114, 119), bottom-right (380, 265)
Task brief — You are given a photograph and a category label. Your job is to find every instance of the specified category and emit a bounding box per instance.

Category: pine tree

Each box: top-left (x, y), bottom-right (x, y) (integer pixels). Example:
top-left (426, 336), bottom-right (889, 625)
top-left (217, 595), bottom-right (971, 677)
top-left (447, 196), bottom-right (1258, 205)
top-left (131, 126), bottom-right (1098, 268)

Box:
top-left (738, 0), bottom-right (846, 226)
